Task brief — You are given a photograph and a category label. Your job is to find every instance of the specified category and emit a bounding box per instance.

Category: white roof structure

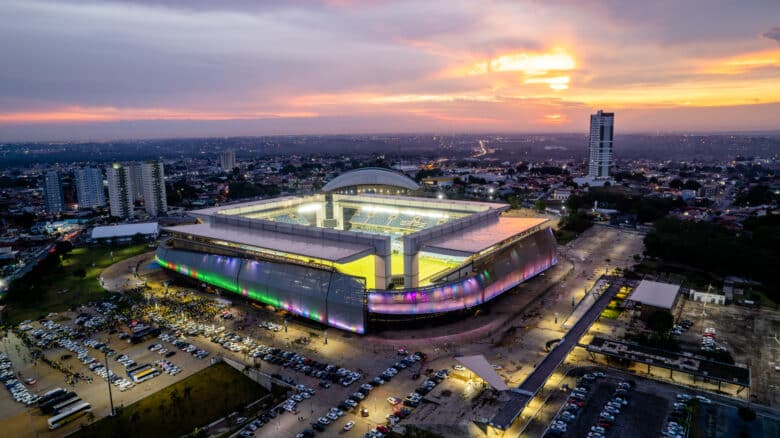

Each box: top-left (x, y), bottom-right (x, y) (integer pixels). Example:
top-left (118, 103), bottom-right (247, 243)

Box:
top-left (422, 217), bottom-right (549, 256)
top-left (629, 280), bottom-right (680, 310)
top-left (455, 355), bottom-right (509, 391)
top-left (91, 222), bottom-right (159, 239)
top-left (322, 168), bottom-right (420, 192)
top-left (162, 222), bottom-right (373, 263)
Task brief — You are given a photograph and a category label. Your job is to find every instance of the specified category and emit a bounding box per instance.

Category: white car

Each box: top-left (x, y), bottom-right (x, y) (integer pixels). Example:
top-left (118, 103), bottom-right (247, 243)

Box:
top-left (344, 421), bottom-right (355, 431)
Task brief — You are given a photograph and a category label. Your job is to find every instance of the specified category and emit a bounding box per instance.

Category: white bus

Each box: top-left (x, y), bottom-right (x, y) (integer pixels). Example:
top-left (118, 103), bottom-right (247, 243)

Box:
top-left (51, 395), bottom-right (81, 414)
top-left (48, 401), bottom-right (92, 430)
top-left (132, 367), bottom-right (160, 383)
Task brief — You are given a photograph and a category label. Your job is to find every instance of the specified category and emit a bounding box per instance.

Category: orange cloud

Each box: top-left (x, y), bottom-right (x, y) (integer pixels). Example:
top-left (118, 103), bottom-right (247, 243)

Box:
top-left (543, 114), bottom-right (566, 124)
top-left (445, 48), bottom-right (576, 91)
top-left (0, 106), bottom-right (317, 124)
top-left (699, 48), bottom-right (780, 74)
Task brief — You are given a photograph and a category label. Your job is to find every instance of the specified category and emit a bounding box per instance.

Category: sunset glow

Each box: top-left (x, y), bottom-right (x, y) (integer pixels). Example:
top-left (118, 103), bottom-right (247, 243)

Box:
top-left (0, 0), bottom-right (778, 139)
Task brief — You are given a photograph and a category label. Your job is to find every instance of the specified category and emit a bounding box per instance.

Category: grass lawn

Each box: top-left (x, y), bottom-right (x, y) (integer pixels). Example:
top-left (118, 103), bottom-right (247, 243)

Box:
top-left (5, 244), bottom-right (150, 324)
top-left (554, 229), bottom-right (578, 245)
top-left (746, 290), bottom-right (779, 309)
top-left (74, 362), bottom-right (269, 438)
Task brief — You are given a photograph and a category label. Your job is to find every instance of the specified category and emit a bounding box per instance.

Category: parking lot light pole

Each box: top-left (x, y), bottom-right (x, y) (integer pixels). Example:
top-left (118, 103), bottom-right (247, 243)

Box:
top-left (103, 348), bottom-right (115, 416)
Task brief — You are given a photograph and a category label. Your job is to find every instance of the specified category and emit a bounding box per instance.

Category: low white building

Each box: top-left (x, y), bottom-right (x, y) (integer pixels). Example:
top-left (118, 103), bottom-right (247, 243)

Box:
top-left (91, 222), bottom-right (159, 242)
top-left (690, 288), bottom-right (726, 305)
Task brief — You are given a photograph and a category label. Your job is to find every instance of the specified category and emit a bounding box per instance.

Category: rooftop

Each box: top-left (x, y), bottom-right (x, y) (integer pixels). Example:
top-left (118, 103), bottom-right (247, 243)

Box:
top-left (628, 280), bottom-right (680, 309)
top-left (322, 167), bottom-right (420, 192)
top-left (162, 222), bottom-right (373, 263)
top-left (421, 217), bottom-right (549, 256)
top-left (91, 222), bottom-right (159, 239)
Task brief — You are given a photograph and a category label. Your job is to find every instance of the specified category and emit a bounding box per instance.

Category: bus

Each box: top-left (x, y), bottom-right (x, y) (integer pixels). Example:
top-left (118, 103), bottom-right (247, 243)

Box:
top-left (129, 325), bottom-right (161, 343)
top-left (126, 364), bottom-right (150, 376)
top-left (52, 395), bottom-right (81, 414)
top-left (48, 402), bottom-right (91, 430)
top-left (39, 391), bottom-right (76, 414)
top-left (51, 395), bottom-right (82, 414)
top-left (131, 367), bottom-right (159, 383)
top-left (38, 387), bottom-right (66, 404)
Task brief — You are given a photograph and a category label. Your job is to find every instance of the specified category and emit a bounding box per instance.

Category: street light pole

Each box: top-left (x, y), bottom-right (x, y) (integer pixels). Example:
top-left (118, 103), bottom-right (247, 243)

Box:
top-left (103, 348), bottom-right (115, 416)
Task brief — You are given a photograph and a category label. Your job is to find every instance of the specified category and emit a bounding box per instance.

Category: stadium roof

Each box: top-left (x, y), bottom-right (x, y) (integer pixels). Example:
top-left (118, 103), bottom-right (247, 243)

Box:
top-left (629, 280), bottom-right (680, 309)
top-left (421, 217), bottom-right (549, 256)
top-left (91, 222), bottom-right (158, 239)
top-left (322, 167), bottom-right (420, 192)
top-left (455, 355), bottom-right (509, 391)
top-left (162, 222), bottom-right (373, 263)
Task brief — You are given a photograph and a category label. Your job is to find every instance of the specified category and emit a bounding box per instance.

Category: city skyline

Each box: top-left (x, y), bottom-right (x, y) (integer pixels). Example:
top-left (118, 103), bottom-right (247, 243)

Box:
top-left (1, 0), bottom-right (779, 141)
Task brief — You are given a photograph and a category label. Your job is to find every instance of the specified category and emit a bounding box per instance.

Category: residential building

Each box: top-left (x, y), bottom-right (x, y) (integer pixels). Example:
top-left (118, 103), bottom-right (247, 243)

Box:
top-left (588, 110), bottom-right (615, 179)
top-left (106, 163), bottom-right (134, 218)
top-left (43, 171), bottom-right (64, 213)
top-left (127, 162), bottom-right (144, 202)
top-left (219, 150), bottom-right (236, 171)
top-left (74, 167), bottom-right (106, 209)
top-left (141, 161), bottom-right (167, 216)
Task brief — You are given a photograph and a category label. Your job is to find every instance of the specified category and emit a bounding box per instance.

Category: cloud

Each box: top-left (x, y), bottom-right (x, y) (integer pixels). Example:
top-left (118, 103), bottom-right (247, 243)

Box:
top-left (764, 27), bottom-right (780, 44)
top-left (1, 0), bottom-right (779, 139)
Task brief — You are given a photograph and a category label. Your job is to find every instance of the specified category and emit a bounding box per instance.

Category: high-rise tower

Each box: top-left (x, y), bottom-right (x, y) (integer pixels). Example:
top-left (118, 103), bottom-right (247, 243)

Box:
top-left (43, 171), bottom-right (65, 213)
top-left (587, 110), bottom-right (614, 179)
top-left (75, 167), bottom-right (106, 209)
top-left (141, 161), bottom-right (167, 216)
top-left (219, 150), bottom-right (236, 171)
top-left (106, 163), bottom-right (134, 218)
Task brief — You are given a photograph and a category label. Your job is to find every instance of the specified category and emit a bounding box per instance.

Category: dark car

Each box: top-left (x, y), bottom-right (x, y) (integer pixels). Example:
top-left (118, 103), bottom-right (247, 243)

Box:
top-left (165, 351), bottom-right (176, 358)
top-left (311, 422), bottom-right (325, 432)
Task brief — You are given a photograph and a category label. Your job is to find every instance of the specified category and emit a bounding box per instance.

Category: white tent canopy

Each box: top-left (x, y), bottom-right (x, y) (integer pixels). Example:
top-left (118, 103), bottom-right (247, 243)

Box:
top-left (455, 355), bottom-right (509, 391)
top-left (91, 222), bottom-right (159, 239)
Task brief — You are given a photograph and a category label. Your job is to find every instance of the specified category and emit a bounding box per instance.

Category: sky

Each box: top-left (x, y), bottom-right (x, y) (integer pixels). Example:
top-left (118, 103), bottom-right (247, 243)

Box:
top-left (1, 0), bottom-right (779, 141)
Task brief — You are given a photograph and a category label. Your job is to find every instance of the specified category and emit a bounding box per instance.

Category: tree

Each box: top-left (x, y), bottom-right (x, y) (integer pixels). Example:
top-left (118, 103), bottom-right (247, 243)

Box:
top-left (647, 310), bottom-right (674, 335)
top-left (737, 406), bottom-right (756, 422)
top-left (72, 267), bottom-right (87, 278)
top-left (669, 179), bottom-right (684, 189)
top-left (533, 200), bottom-right (546, 212)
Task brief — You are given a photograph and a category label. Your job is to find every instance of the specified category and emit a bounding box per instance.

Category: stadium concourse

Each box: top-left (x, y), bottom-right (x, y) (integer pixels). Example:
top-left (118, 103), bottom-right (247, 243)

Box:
top-left (156, 168), bottom-right (558, 334)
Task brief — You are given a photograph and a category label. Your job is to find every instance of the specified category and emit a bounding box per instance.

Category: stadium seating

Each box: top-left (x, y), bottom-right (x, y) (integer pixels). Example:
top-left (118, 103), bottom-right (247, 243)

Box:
top-left (270, 213), bottom-right (310, 226)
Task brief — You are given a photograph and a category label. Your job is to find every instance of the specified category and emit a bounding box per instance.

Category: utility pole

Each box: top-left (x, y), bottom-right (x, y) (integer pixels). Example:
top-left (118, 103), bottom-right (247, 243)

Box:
top-left (104, 347), bottom-right (115, 416)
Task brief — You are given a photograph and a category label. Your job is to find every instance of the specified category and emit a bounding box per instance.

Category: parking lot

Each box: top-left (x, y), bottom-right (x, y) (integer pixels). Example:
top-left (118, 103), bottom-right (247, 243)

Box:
top-left (552, 373), bottom-right (669, 438)
top-left (674, 298), bottom-right (780, 407)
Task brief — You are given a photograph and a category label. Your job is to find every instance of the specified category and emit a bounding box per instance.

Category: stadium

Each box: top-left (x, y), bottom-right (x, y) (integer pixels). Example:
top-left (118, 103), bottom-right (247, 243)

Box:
top-left (156, 168), bottom-right (557, 334)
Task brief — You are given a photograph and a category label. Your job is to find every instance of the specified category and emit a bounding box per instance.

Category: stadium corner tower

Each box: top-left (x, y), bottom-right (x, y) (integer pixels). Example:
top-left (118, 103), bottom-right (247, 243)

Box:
top-left (156, 168), bottom-right (557, 333)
